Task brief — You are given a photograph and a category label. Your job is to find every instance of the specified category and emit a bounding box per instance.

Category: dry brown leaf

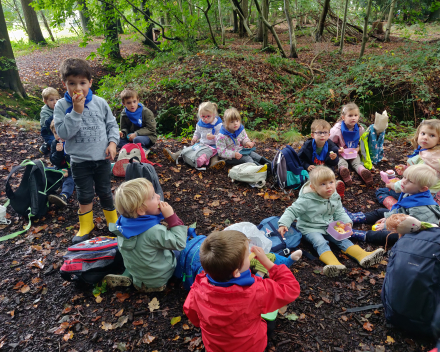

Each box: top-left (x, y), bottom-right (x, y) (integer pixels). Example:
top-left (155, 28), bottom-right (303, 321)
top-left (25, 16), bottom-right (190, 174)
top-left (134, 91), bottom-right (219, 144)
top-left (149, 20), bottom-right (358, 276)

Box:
top-left (182, 324), bottom-right (190, 330)
top-left (13, 281), bottom-right (25, 290)
top-left (20, 285), bottom-right (30, 293)
top-left (101, 322), bottom-right (113, 331)
top-left (115, 309), bottom-right (124, 317)
top-left (132, 320), bottom-right (143, 326)
top-left (116, 292), bottom-right (130, 302)
top-left (63, 331), bottom-right (73, 341)
top-left (142, 333), bottom-right (156, 344)
top-left (341, 315), bottom-right (348, 322)
top-left (386, 336), bottom-right (395, 344)
top-left (95, 295), bottom-right (103, 303)
top-left (363, 321), bottom-right (374, 331)
top-left (148, 297), bottom-right (160, 312)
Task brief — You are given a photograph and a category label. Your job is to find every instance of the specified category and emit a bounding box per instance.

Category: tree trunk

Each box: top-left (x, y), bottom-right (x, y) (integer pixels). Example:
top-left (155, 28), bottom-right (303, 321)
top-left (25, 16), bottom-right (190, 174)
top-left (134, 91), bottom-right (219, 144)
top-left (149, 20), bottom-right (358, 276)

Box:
top-left (262, 0), bottom-right (268, 48)
top-left (359, 0), bottom-right (372, 59)
top-left (0, 0), bottom-right (27, 98)
top-left (284, 0), bottom-right (297, 58)
top-left (384, 0), bottom-right (396, 42)
top-left (141, 0), bottom-right (154, 46)
top-left (255, 15), bottom-right (263, 41)
top-left (12, 0), bottom-right (28, 35)
top-left (339, 0), bottom-right (349, 54)
top-left (102, 0), bottom-right (122, 59)
top-left (315, 0), bottom-right (330, 42)
top-left (218, 0), bottom-right (225, 45)
top-left (240, 0), bottom-right (248, 37)
top-left (233, 9), bottom-right (238, 32)
top-left (77, 0), bottom-right (90, 34)
top-left (20, 0), bottom-right (46, 44)
top-left (39, 10), bottom-right (55, 42)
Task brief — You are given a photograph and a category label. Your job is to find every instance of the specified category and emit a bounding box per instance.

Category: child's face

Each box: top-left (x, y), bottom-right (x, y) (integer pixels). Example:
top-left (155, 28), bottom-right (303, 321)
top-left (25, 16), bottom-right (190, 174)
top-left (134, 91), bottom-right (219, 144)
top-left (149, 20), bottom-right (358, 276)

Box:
top-left (417, 126), bottom-right (440, 150)
top-left (342, 109), bottom-right (360, 128)
top-left (62, 75), bottom-right (92, 98)
top-left (401, 177), bottom-right (426, 195)
top-left (238, 244), bottom-right (251, 274)
top-left (138, 188), bottom-right (161, 216)
top-left (44, 95), bottom-right (59, 110)
top-left (200, 110), bottom-right (215, 124)
top-left (311, 178), bottom-right (336, 199)
top-left (227, 119), bottom-right (241, 132)
top-left (123, 97), bottom-right (139, 113)
top-left (311, 128), bottom-right (330, 146)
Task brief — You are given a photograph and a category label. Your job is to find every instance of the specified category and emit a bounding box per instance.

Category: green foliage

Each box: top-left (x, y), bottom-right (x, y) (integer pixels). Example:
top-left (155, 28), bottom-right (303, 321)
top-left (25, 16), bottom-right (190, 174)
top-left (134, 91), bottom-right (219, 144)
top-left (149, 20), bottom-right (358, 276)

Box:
top-left (385, 121), bottom-right (416, 141)
top-left (93, 281), bottom-right (108, 296)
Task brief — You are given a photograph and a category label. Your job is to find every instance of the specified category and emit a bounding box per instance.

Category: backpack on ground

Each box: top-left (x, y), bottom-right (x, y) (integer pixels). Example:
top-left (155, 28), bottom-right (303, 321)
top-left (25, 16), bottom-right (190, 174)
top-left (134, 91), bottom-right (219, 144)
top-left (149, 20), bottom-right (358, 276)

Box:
top-left (257, 216), bottom-right (302, 256)
top-left (272, 145), bottom-right (309, 191)
top-left (125, 157), bottom-right (164, 201)
top-left (60, 236), bottom-right (124, 285)
top-left (381, 227), bottom-right (440, 336)
top-left (174, 228), bottom-right (206, 291)
top-left (228, 163), bottom-right (267, 188)
top-left (179, 144), bottom-right (216, 170)
top-left (113, 143), bottom-right (159, 177)
top-left (1, 159), bottom-right (64, 242)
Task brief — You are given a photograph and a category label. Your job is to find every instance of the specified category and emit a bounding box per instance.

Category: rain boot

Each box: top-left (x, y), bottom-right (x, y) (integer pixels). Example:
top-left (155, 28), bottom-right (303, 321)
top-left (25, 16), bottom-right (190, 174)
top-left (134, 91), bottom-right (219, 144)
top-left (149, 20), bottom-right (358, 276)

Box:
top-left (383, 196), bottom-right (398, 210)
top-left (319, 251), bottom-right (347, 277)
top-left (72, 210), bottom-right (94, 244)
top-left (339, 166), bottom-right (352, 186)
top-left (336, 180), bottom-right (345, 200)
top-left (343, 245), bottom-right (384, 268)
top-left (163, 148), bottom-right (181, 163)
top-left (259, 156), bottom-right (272, 173)
top-left (357, 165), bottom-right (373, 186)
top-left (104, 270), bottom-right (133, 288)
top-left (209, 155), bottom-right (225, 170)
top-left (103, 208), bottom-right (118, 227)
top-left (350, 230), bottom-right (366, 242)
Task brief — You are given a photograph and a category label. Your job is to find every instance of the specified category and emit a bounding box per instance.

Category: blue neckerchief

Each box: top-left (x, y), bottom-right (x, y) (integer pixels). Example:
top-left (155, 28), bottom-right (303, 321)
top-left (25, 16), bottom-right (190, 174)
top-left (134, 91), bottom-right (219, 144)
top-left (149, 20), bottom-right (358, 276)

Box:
top-left (125, 104), bottom-right (143, 127)
top-left (407, 145), bottom-right (427, 158)
top-left (312, 139), bottom-right (329, 162)
top-left (391, 190), bottom-right (438, 211)
top-left (115, 213), bottom-right (164, 239)
top-left (207, 269), bottom-right (255, 287)
top-left (341, 121), bottom-right (360, 148)
top-left (219, 125), bottom-right (244, 145)
top-left (197, 116), bottom-right (222, 135)
top-left (64, 89), bottom-right (93, 114)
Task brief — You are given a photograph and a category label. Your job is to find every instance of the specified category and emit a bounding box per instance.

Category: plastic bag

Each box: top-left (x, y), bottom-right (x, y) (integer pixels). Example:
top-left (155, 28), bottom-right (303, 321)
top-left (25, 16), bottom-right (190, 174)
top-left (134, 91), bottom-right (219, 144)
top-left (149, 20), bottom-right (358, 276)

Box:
top-left (374, 110), bottom-right (388, 134)
top-left (224, 222), bottom-right (272, 254)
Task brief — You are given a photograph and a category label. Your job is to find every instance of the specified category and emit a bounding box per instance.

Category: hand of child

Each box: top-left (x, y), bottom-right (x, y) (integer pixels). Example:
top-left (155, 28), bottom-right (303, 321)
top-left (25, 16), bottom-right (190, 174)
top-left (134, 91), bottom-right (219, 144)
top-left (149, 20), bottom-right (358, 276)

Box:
top-left (251, 246), bottom-right (274, 271)
top-left (72, 90), bottom-right (85, 114)
top-left (246, 141), bottom-right (255, 148)
top-left (385, 182), bottom-right (395, 190)
top-left (307, 165), bottom-right (315, 172)
top-left (105, 142), bottom-right (117, 160)
top-left (191, 137), bottom-right (198, 145)
top-left (56, 143), bottom-right (64, 152)
top-left (374, 222), bottom-right (385, 231)
top-left (61, 169), bottom-right (68, 177)
top-left (235, 152), bottom-right (242, 160)
top-left (278, 226), bottom-right (288, 236)
top-left (329, 151), bottom-right (337, 160)
top-left (338, 147), bottom-right (344, 155)
top-left (355, 146), bottom-right (360, 153)
top-left (119, 131), bottom-right (125, 138)
top-left (206, 133), bottom-right (215, 140)
top-left (395, 164), bottom-right (406, 176)
top-left (128, 134), bottom-right (136, 142)
top-left (159, 201), bottom-right (174, 218)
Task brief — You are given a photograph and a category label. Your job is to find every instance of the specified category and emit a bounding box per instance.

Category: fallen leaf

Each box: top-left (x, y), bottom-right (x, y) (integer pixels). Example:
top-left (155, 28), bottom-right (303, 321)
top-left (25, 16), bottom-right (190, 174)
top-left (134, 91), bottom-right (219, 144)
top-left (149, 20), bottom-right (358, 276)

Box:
top-left (113, 315), bottom-right (128, 329)
top-left (363, 321), bottom-right (374, 331)
top-left (370, 278), bottom-right (376, 285)
top-left (170, 167), bottom-right (180, 173)
top-left (171, 316), bottom-right (181, 326)
top-left (95, 295), bottom-right (103, 303)
top-left (341, 315), bottom-right (348, 322)
top-left (315, 300), bottom-right (324, 308)
top-left (148, 297), bottom-right (160, 312)
top-left (285, 313), bottom-right (298, 321)
top-left (63, 331), bottom-right (73, 341)
top-left (182, 324), bottom-right (190, 330)
top-left (194, 194), bottom-right (201, 200)
top-left (20, 285), bottom-right (30, 293)
top-left (115, 309), bottom-right (124, 317)
top-left (132, 320), bottom-right (143, 326)
top-left (101, 321), bottom-right (113, 331)
top-left (142, 333), bottom-right (156, 344)
top-left (263, 192), bottom-right (270, 200)
top-left (173, 335), bottom-right (180, 341)
top-left (116, 292), bottom-right (130, 302)
top-left (13, 281), bottom-right (25, 289)
top-left (91, 316), bottom-right (101, 322)
top-left (278, 305), bottom-right (288, 314)
top-left (386, 336), bottom-right (395, 344)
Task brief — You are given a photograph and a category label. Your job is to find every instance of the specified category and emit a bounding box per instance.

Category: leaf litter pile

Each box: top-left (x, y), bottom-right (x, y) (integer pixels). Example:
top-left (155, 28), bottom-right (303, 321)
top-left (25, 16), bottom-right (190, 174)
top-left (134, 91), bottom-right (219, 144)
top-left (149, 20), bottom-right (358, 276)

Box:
top-left (0, 123), bottom-right (436, 352)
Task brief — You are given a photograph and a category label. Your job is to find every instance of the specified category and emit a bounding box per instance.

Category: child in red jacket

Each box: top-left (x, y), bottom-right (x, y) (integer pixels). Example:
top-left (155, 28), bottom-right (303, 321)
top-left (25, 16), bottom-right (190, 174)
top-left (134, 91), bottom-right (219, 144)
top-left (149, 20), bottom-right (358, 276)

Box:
top-left (183, 230), bottom-right (300, 352)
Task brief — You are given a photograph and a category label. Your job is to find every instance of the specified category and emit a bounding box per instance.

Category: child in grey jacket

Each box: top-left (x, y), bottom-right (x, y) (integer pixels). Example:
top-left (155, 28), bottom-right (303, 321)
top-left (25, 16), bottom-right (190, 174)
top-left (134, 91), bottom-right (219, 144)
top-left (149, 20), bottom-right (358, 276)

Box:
top-left (39, 87), bottom-right (59, 155)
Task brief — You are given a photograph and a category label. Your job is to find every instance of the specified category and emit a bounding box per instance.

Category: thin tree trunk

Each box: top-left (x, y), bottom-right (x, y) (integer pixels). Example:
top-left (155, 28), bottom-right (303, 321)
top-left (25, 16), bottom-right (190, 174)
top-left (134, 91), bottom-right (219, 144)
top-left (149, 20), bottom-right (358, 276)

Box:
top-left (359, 0), bottom-right (372, 59)
top-left (262, 0), bottom-right (268, 48)
top-left (196, 0), bottom-right (219, 47)
top-left (255, 15), bottom-right (263, 41)
top-left (339, 0), bottom-right (349, 54)
top-left (11, 0), bottom-right (28, 35)
top-left (77, 0), bottom-right (90, 34)
top-left (0, 0), bottom-right (27, 98)
top-left (177, 0), bottom-right (186, 23)
top-left (284, 0), bottom-right (298, 58)
top-left (39, 10), bottom-right (55, 42)
top-left (102, 0), bottom-right (122, 59)
top-left (384, 0), bottom-right (396, 42)
top-left (141, 0), bottom-right (154, 45)
top-left (315, 0), bottom-right (330, 42)
top-left (218, 0), bottom-right (225, 45)
top-left (20, 0), bottom-right (46, 44)
top-left (248, 0), bottom-right (253, 25)
top-left (241, 0), bottom-right (248, 37)
top-left (229, 0), bottom-right (253, 36)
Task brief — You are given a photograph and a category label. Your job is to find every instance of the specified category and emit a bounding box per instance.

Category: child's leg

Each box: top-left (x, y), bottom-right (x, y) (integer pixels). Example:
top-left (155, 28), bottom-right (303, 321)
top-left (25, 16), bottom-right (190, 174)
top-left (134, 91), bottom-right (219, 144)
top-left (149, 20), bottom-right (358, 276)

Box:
top-left (338, 157), bottom-right (352, 186)
top-left (343, 207), bottom-right (366, 223)
top-left (365, 208), bottom-right (388, 223)
top-left (266, 320), bottom-right (276, 339)
top-left (117, 138), bottom-right (129, 149)
top-left (225, 155), bottom-right (254, 166)
top-left (60, 171), bottom-right (74, 199)
top-left (376, 188), bottom-right (399, 209)
top-left (208, 155), bottom-right (225, 170)
top-left (365, 230), bottom-right (398, 246)
top-left (350, 156), bottom-right (373, 186)
top-left (93, 160), bottom-right (117, 226)
top-left (273, 250), bottom-right (302, 267)
top-left (163, 148), bottom-right (182, 162)
top-left (250, 151), bottom-right (271, 167)
top-left (133, 135), bottom-right (153, 149)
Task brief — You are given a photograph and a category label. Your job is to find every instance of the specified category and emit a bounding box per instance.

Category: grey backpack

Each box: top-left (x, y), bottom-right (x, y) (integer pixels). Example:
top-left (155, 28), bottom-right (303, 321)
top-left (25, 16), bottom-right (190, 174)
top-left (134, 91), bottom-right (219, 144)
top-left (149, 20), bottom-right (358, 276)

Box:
top-left (179, 144), bottom-right (215, 170)
top-left (228, 163), bottom-right (267, 188)
top-left (125, 158), bottom-right (164, 201)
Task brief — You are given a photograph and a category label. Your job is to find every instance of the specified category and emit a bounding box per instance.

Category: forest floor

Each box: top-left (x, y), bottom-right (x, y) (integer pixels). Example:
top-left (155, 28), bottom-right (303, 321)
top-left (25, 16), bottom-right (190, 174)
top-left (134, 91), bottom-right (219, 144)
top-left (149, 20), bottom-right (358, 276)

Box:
top-left (0, 27), bottom-right (438, 351)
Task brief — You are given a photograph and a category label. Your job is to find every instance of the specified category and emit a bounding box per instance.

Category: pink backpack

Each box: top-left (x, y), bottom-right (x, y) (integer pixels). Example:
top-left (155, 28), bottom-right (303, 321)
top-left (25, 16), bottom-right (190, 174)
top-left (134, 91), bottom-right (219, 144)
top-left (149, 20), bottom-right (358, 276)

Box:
top-left (113, 143), bottom-right (159, 177)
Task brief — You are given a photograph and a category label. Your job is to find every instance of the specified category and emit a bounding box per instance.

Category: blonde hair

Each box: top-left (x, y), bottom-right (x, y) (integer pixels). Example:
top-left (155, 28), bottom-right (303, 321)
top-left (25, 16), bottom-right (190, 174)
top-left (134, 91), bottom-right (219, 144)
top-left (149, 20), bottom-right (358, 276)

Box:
top-left (403, 164), bottom-right (438, 189)
top-left (200, 230), bottom-right (248, 282)
top-left (309, 165), bottom-right (336, 187)
top-left (410, 119), bottom-right (440, 149)
top-left (42, 87), bottom-right (59, 101)
top-left (115, 178), bottom-right (154, 218)
top-left (223, 108), bottom-right (241, 132)
top-left (340, 102), bottom-right (360, 120)
top-left (311, 119), bottom-right (331, 132)
top-left (120, 88), bottom-right (138, 103)
top-left (198, 101), bottom-right (218, 118)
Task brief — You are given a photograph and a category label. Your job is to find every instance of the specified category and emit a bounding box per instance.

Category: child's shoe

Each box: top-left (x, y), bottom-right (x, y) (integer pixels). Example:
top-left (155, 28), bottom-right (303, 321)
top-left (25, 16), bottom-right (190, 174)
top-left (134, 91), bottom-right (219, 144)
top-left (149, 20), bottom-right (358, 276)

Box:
top-left (343, 207), bottom-right (366, 223)
top-left (350, 230), bottom-right (366, 242)
top-left (48, 194), bottom-right (68, 207)
top-left (39, 144), bottom-right (50, 155)
top-left (319, 251), bottom-right (347, 277)
top-left (383, 196), bottom-right (398, 210)
top-left (209, 155), bottom-right (225, 170)
top-left (339, 167), bottom-right (352, 186)
top-left (260, 156), bottom-right (272, 173)
top-left (104, 274), bottom-right (132, 288)
top-left (163, 148), bottom-right (181, 163)
top-left (343, 245), bottom-right (384, 268)
top-left (134, 283), bottom-right (166, 293)
top-left (336, 180), bottom-right (345, 199)
top-left (358, 166), bottom-right (373, 186)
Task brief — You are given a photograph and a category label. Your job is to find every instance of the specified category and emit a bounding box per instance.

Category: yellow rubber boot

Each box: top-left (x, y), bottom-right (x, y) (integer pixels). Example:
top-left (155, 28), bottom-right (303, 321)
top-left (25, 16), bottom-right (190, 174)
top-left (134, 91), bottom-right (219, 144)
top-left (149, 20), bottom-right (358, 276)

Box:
top-left (319, 251), bottom-right (347, 277)
top-left (72, 210), bottom-right (94, 244)
top-left (343, 245), bottom-right (385, 268)
top-left (103, 209), bottom-right (118, 227)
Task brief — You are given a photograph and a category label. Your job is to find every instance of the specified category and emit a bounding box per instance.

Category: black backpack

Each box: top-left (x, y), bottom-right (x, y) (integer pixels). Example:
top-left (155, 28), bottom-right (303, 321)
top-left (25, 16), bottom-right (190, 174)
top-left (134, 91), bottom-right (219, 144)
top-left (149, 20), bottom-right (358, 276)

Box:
top-left (125, 157), bottom-right (164, 201)
top-left (1, 159), bottom-right (64, 241)
top-left (381, 227), bottom-right (440, 336)
top-left (272, 146), bottom-right (309, 191)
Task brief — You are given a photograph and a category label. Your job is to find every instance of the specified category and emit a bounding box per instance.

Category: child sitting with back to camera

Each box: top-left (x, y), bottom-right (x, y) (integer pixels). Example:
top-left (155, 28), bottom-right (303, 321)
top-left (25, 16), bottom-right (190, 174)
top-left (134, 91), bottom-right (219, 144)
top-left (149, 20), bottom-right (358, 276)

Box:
top-left (216, 107), bottom-right (271, 168)
top-left (105, 178), bottom-right (187, 292)
top-left (39, 87), bottom-right (60, 155)
top-left (183, 230), bottom-right (300, 352)
top-left (330, 102), bottom-right (373, 186)
top-left (277, 166), bottom-right (384, 277)
top-left (347, 164), bottom-right (440, 246)
top-left (377, 119), bottom-right (440, 209)
top-left (163, 101), bottom-right (225, 170)
top-left (118, 88), bottom-right (157, 150)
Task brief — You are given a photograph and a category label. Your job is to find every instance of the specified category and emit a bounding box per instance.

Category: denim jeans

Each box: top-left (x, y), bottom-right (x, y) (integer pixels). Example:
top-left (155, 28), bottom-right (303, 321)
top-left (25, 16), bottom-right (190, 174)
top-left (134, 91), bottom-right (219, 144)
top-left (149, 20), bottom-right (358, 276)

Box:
top-left (224, 151), bottom-right (263, 166)
top-left (41, 127), bottom-right (55, 149)
top-left (71, 159), bottom-right (114, 209)
top-left (304, 232), bottom-right (354, 256)
top-left (376, 188), bottom-right (400, 205)
top-left (118, 136), bottom-right (153, 149)
top-left (61, 172), bottom-right (74, 199)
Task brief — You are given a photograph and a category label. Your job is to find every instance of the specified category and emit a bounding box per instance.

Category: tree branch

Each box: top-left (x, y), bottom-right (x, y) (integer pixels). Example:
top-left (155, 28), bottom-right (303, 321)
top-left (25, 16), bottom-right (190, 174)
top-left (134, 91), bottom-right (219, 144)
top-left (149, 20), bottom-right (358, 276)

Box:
top-left (195, 0), bottom-right (219, 47)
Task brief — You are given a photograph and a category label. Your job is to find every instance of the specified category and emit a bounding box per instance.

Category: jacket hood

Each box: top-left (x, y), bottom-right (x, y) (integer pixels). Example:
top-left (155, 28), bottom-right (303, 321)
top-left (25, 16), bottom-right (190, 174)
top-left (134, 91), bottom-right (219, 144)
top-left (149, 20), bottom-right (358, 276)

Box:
top-left (298, 180), bottom-right (340, 202)
top-left (109, 223), bottom-right (137, 251)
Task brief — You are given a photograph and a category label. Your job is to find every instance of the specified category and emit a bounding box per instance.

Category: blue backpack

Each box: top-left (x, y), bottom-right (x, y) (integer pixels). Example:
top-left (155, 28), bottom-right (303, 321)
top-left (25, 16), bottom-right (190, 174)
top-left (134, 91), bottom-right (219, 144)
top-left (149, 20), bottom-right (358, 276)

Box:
top-left (381, 227), bottom-right (440, 336)
top-left (257, 216), bottom-right (302, 256)
top-left (175, 228), bottom-right (206, 291)
top-left (272, 145), bottom-right (309, 191)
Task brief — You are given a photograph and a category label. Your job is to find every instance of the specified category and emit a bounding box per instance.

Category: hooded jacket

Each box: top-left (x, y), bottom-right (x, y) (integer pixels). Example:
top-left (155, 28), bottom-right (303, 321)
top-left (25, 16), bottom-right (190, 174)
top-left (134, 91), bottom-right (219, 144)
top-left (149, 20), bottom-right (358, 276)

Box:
top-left (120, 103), bottom-right (157, 144)
top-left (330, 121), bottom-right (365, 149)
top-left (279, 180), bottom-right (352, 235)
top-left (183, 264), bottom-right (300, 352)
top-left (298, 138), bottom-right (340, 170)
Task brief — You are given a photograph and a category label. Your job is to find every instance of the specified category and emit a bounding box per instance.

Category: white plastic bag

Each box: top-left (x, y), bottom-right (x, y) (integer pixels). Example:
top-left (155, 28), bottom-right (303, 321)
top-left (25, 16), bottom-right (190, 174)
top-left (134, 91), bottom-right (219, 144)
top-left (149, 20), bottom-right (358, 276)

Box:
top-left (224, 222), bottom-right (272, 254)
top-left (374, 110), bottom-right (388, 134)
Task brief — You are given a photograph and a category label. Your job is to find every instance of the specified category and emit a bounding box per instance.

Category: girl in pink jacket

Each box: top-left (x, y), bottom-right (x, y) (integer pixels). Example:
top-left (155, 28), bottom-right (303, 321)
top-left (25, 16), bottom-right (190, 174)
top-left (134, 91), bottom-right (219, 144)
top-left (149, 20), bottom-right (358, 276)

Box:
top-left (330, 103), bottom-right (373, 187)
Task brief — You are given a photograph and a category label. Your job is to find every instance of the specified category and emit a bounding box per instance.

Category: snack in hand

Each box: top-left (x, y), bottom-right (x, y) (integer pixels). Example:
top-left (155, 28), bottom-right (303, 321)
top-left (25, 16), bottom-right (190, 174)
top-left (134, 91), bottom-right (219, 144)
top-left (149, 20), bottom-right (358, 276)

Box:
top-left (73, 90), bottom-right (83, 98)
top-left (333, 221), bottom-right (347, 234)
